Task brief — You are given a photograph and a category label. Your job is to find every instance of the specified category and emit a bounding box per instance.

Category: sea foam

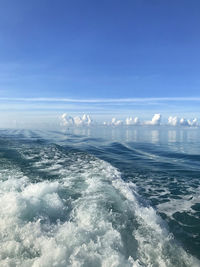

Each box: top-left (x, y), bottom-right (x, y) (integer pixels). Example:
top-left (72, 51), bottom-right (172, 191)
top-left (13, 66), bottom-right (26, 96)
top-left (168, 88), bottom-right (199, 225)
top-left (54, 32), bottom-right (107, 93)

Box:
top-left (0, 143), bottom-right (199, 267)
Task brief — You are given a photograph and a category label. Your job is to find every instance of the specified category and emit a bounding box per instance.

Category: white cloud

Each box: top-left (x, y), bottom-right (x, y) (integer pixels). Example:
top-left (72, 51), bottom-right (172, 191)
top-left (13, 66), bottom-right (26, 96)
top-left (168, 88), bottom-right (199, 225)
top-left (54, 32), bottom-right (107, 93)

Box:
top-left (125, 117), bottom-right (140, 125)
top-left (61, 112), bottom-right (199, 128)
top-left (188, 118), bottom-right (198, 127)
top-left (61, 113), bottom-right (74, 126)
top-left (126, 117), bottom-right (134, 125)
top-left (74, 114), bottom-right (92, 126)
top-left (180, 118), bottom-right (189, 126)
top-left (61, 113), bottom-right (92, 127)
top-left (168, 116), bottom-right (198, 127)
top-left (134, 117), bottom-right (139, 124)
top-left (111, 118), bottom-right (123, 126)
top-left (144, 114), bottom-right (161, 125)
top-left (102, 118), bottom-right (123, 126)
top-left (168, 116), bottom-right (179, 126)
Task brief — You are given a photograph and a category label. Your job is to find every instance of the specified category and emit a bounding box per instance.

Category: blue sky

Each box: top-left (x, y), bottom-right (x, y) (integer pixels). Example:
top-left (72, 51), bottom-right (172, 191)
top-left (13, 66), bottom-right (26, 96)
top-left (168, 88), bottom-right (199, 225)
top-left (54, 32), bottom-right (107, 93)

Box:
top-left (0, 0), bottom-right (200, 124)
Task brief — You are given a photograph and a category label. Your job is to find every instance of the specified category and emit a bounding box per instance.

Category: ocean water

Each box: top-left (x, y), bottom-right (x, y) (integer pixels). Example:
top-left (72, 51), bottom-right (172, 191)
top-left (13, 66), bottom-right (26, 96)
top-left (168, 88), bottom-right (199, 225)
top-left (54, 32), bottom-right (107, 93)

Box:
top-left (0, 127), bottom-right (200, 267)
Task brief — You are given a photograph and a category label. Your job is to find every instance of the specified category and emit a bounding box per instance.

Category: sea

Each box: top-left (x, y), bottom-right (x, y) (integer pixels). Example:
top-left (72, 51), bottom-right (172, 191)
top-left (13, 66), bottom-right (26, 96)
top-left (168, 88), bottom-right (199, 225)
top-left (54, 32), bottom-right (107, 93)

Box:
top-left (0, 126), bottom-right (200, 267)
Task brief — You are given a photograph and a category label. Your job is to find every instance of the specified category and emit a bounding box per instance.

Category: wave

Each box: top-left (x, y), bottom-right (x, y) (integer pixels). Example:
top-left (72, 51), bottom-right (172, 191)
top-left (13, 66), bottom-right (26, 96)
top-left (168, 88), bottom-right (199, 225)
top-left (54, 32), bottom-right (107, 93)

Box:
top-left (0, 136), bottom-right (199, 267)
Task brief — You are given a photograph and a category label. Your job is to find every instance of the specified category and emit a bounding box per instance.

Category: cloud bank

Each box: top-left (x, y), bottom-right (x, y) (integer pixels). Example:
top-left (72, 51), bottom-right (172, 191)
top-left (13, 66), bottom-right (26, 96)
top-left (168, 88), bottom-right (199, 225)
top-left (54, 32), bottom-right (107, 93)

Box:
top-left (61, 113), bottom-right (199, 127)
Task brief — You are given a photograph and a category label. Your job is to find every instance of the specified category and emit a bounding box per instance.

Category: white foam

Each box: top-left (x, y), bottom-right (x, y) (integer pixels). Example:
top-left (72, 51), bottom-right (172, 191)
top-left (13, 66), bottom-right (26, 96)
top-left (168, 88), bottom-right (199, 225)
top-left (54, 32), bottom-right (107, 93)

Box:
top-left (157, 187), bottom-right (200, 217)
top-left (0, 147), bottom-right (199, 266)
top-left (112, 179), bottom-right (199, 267)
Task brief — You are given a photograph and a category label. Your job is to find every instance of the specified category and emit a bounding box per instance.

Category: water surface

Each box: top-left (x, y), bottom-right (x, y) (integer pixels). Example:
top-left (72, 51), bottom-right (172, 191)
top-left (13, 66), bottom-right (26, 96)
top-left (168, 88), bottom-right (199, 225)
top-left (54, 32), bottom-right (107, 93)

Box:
top-left (0, 127), bottom-right (200, 266)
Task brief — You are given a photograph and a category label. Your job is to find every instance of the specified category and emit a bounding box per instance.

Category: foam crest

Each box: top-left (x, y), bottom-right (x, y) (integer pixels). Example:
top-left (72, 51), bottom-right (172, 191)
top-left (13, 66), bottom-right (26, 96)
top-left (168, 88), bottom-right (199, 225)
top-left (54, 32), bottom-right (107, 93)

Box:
top-left (0, 148), bottom-right (133, 266)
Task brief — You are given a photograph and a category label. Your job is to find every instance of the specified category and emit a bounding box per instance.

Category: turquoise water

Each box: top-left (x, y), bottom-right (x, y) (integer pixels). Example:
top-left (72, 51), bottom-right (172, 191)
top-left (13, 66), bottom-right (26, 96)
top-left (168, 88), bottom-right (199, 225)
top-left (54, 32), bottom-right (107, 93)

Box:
top-left (0, 127), bottom-right (200, 266)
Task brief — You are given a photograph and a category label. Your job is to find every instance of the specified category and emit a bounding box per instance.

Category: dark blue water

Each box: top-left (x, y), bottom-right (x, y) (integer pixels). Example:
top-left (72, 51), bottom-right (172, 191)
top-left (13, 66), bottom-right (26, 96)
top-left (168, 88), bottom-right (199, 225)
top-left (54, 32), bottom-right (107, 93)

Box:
top-left (0, 127), bottom-right (200, 266)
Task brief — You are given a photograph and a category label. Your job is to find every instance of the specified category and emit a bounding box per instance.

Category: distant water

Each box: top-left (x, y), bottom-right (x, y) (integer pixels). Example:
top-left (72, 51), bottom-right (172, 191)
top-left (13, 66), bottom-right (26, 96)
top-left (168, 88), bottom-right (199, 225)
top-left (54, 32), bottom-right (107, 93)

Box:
top-left (0, 127), bottom-right (200, 267)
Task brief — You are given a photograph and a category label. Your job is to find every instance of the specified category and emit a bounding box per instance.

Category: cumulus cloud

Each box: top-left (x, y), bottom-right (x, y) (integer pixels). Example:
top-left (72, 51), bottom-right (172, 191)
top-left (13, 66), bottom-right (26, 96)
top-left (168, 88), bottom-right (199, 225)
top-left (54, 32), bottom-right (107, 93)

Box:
top-left (144, 114), bottom-right (161, 126)
top-left (168, 116), bottom-right (179, 126)
top-left (134, 117), bottom-right (140, 125)
top-left (111, 118), bottom-right (123, 126)
top-left (61, 113), bottom-right (199, 128)
top-left (180, 118), bottom-right (189, 126)
top-left (103, 118), bottom-right (124, 126)
top-left (125, 117), bottom-right (140, 125)
top-left (73, 114), bottom-right (92, 126)
top-left (188, 118), bottom-right (198, 127)
top-left (168, 116), bottom-right (198, 127)
top-left (61, 113), bottom-right (74, 126)
top-left (61, 114), bottom-right (92, 127)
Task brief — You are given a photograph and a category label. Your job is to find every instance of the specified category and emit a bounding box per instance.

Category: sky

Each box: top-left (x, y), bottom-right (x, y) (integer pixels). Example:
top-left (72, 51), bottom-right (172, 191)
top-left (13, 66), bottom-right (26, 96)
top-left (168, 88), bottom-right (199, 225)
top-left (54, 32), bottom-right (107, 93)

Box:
top-left (0, 0), bottom-right (200, 126)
